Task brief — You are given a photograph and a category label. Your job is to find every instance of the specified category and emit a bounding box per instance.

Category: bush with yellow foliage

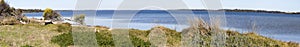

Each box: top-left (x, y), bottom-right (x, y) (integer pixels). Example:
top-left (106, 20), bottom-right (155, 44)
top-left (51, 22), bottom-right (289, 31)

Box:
top-left (43, 8), bottom-right (62, 21)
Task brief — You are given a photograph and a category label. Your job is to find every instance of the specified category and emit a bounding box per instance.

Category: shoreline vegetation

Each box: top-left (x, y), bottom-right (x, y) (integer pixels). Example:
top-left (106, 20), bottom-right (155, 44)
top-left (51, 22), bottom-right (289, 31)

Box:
top-left (39, 9), bottom-right (300, 14)
top-left (0, 0), bottom-right (300, 47)
top-left (178, 9), bottom-right (300, 14)
top-left (24, 9), bottom-right (300, 14)
top-left (1, 18), bottom-right (299, 47)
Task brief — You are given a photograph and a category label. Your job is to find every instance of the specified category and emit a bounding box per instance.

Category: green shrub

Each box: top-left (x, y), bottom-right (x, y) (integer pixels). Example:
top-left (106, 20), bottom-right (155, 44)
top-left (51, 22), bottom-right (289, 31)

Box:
top-left (51, 32), bottom-right (74, 47)
top-left (51, 29), bottom-right (152, 47)
top-left (73, 14), bottom-right (85, 25)
top-left (56, 23), bottom-right (72, 32)
top-left (95, 31), bottom-right (114, 46)
top-left (130, 35), bottom-right (151, 47)
top-left (21, 45), bottom-right (33, 47)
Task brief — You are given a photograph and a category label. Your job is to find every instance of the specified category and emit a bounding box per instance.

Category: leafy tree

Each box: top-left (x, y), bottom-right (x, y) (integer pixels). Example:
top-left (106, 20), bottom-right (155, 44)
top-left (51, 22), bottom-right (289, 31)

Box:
top-left (73, 14), bottom-right (85, 25)
top-left (43, 8), bottom-right (62, 21)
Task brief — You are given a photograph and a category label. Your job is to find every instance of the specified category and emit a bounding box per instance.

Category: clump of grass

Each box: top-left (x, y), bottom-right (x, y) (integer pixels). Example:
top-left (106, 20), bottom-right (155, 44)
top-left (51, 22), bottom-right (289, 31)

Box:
top-left (226, 30), bottom-right (299, 47)
top-left (56, 23), bottom-right (72, 32)
top-left (21, 45), bottom-right (33, 47)
top-left (0, 24), bottom-right (67, 47)
top-left (50, 32), bottom-right (74, 47)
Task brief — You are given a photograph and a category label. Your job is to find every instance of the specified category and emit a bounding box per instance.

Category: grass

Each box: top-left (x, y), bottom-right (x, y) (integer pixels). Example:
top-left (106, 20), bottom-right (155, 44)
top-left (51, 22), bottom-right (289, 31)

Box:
top-left (0, 23), bottom-right (71, 47)
top-left (49, 26), bottom-right (299, 47)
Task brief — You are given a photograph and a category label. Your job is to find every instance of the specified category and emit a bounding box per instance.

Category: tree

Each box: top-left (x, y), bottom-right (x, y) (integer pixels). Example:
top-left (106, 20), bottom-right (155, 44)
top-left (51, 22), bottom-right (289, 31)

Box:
top-left (43, 8), bottom-right (62, 21)
top-left (73, 14), bottom-right (85, 25)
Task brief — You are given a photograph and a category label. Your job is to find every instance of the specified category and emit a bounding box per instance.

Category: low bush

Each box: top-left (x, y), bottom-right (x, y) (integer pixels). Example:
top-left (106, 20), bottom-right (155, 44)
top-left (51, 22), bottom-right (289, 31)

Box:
top-left (43, 8), bottom-right (62, 21)
top-left (73, 14), bottom-right (85, 25)
top-left (0, 16), bottom-right (21, 25)
top-left (94, 26), bottom-right (109, 32)
top-left (56, 23), bottom-right (72, 32)
top-left (51, 28), bottom-right (153, 47)
top-left (50, 32), bottom-right (73, 47)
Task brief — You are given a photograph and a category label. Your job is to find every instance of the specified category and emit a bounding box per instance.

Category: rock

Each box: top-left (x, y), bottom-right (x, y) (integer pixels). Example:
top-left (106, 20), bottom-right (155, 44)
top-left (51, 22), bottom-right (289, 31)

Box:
top-left (45, 22), bottom-right (53, 25)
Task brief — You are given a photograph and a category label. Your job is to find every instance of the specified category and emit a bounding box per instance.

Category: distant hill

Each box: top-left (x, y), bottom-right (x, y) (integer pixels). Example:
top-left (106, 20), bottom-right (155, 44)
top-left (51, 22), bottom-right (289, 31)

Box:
top-left (178, 9), bottom-right (300, 14)
top-left (21, 9), bottom-right (44, 13)
top-left (54, 9), bottom-right (300, 14)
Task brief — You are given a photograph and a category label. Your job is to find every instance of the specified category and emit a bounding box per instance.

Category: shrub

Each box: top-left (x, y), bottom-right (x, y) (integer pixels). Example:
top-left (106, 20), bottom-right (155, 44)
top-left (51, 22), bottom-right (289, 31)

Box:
top-left (51, 31), bottom-right (114, 47)
top-left (130, 35), bottom-right (151, 47)
top-left (20, 16), bottom-right (40, 24)
top-left (0, 16), bottom-right (21, 25)
top-left (56, 23), bottom-right (72, 32)
top-left (95, 26), bottom-right (110, 32)
top-left (73, 14), bottom-right (85, 25)
top-left (21, 45), bottom-right (33, 47)
top-left (51, 29), bottom-right (152, 47)
top-left (43, 8), bottom-right (62, 21)
top-left (51, 32), bottom-right (74, 47)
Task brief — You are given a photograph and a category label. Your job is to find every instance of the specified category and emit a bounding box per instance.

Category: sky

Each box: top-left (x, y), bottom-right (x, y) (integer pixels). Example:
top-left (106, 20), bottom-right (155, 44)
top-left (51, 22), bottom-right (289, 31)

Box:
top-left (5, 0), bottom-right (300, 12)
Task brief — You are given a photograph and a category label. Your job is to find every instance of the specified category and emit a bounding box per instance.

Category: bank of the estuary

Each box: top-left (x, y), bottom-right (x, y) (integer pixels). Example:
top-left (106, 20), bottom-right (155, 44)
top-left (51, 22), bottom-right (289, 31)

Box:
top-left (0, 19), bottom-right (299, 47)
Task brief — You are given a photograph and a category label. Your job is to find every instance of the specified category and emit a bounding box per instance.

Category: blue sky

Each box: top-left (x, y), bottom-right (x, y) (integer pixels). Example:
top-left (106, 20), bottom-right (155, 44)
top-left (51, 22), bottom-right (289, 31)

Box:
top-left (5, 0), bottom-right (300, 12)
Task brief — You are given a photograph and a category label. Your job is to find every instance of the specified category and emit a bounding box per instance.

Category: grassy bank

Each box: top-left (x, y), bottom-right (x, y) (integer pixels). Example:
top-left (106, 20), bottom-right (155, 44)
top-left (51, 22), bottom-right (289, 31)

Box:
top-left (50, 27), bottom-right (299, 47)
top-left (0, 23), bottom-right (70, 47)
top-left (0, 23), bottom-right (299, 47)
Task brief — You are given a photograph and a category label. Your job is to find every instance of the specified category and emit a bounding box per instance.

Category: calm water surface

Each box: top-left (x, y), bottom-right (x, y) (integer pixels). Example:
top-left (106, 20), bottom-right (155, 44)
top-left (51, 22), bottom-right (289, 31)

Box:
top-left (25, 10), bottom-right (300, 43)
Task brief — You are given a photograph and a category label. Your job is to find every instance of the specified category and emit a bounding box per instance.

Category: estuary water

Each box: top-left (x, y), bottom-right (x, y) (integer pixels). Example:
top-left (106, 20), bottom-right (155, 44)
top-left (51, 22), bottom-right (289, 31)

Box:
top-left (25, 10), bottom-right (300, 43)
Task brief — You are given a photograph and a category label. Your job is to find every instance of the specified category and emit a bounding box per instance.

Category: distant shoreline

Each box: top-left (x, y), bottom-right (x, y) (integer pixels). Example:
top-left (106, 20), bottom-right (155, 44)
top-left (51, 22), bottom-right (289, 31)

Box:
top-left (24, 9), bottom-right (300, 14)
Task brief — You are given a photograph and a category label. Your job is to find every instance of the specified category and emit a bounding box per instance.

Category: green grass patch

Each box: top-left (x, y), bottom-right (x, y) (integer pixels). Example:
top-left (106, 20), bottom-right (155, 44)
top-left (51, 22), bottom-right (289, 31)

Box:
top-left (0, 24), bottom-right (71, 47)
top-left (0, 23), bottom-right (298, 47)
top-left (50, 26), bottom-right (299, 47)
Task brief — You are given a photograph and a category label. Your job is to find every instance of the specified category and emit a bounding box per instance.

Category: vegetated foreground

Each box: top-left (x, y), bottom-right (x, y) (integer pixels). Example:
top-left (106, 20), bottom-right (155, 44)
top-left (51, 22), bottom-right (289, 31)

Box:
top-left (0, 20), bottom-right (299, 47)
